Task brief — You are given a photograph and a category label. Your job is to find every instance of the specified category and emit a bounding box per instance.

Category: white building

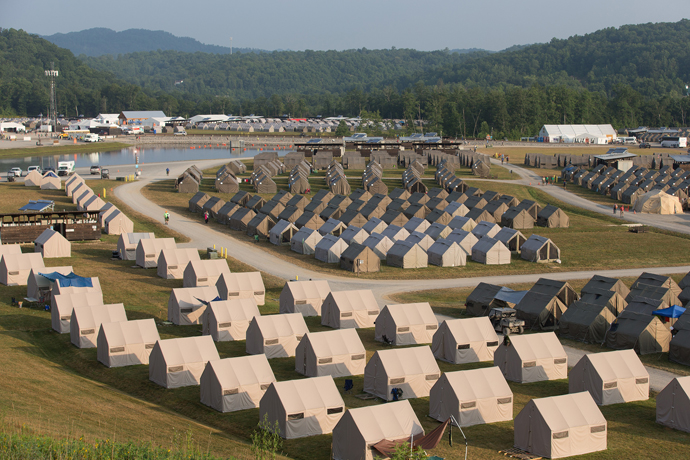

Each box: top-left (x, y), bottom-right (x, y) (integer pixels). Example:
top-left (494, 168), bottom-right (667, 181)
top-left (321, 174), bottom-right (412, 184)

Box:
top-left (538, 125), bottom-right (616, 144)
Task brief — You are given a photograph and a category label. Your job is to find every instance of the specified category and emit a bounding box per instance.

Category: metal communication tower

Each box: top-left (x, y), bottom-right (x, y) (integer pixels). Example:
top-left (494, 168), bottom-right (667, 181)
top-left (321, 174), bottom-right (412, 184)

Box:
top-left (45, 62), bottom-right (59, 134)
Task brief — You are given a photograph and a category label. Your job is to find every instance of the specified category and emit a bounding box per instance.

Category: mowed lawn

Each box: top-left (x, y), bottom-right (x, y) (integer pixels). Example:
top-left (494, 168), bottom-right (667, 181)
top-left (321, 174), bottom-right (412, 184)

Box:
top-left (1, 182), bottom-right (689, 459)
top-left (142, 169), bottom-right (690, 280)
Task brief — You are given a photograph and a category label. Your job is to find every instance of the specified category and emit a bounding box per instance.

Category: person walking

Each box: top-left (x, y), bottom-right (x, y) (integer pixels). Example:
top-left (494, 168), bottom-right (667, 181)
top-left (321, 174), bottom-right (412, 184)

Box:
top-left (204, 211), bottom-right (209, 224)
top-left (620, 207), bottom-right (624, 218)
top-left (164, 211), bottom-right (170, 225)
top-left (613, 204), bottom-right (617, 214)
top-left (166, 167), bottom-right (169, 176)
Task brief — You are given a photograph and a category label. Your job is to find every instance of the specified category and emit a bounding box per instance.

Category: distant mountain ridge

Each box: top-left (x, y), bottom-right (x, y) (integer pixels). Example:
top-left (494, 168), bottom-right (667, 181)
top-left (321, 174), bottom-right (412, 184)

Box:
top-left (42, 28), bottom-right (267, 56)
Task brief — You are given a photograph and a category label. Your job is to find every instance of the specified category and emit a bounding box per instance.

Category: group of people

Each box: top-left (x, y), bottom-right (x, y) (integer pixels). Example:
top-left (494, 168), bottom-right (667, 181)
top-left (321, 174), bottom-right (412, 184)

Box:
top-left (613, 204), bottom-right (626, 218)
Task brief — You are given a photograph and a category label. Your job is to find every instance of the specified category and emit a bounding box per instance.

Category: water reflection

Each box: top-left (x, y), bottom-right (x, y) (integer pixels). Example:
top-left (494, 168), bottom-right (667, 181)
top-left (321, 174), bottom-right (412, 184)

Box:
top-left (0, 146), bottom-right (280, 171)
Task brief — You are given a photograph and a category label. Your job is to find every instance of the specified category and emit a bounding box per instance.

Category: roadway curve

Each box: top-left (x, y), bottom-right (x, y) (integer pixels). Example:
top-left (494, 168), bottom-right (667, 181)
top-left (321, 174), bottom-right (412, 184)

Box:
top-left (114, 158), bottom-right (689, 390)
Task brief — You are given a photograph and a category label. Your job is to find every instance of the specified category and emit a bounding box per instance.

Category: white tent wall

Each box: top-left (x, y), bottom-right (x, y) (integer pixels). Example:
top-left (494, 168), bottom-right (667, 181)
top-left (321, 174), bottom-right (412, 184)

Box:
top-left (51, 291), bottom-right (104, 333)
top-left (149, 336), bottom-right (220, 389)
top-left (320, 289), bottom-right (379, 329)
top-left (295, 329), bottom-right (366, 378)
top-left (70, 303), bottom-right (127, 348)
top-left (202, 299), bottom-right (260, 341)
top-left (97, 319), bottom-right (160, 368)
top-left (0, 253), bottom-right (45, 286)
top-left (245, 313), bottom-right (309, 359)
top-left (157, 248), bottom-right (201, 280)
top-left (279, 280), bottom-right (331, 317)
top-left (200, 355), bottom-right (276, 412)
top-left (363, 346), bottom-right (440, 401)
top-left (431, 317), bottom-right (499, 364)
top-left (34, 229), bottom-right (71, 258)
top-left (656, 376), bottom-right (690, 433)
top-left (374, 303), bottom-right (437, 345)
top-left (494, 332), bottom-right (568, 383)
top-left (136, 238), bottom-right (176, 268)
top-left (182, 259), bottom-right (231, 288)
top-left (215, 271), bottom-right (266, 305)
top-left (167, 286), bottom-right (220, 325)
top-left (117, 233), bottom-right (155, 260)
top-left (104, 210), bottom-right (135, 235)
top-left (51, 277), bottom-right (102, 310)
top-left (26, 266), bottom-right (73, 300)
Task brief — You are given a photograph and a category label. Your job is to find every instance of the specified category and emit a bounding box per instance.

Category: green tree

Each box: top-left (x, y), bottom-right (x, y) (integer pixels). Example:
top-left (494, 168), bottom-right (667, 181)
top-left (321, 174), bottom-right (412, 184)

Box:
top-left (250, 414), bottom-right (282, 460)
top-left (334, 120), bottom-right (349, 137)
top-left (359, 109), bottom-right (384, 136)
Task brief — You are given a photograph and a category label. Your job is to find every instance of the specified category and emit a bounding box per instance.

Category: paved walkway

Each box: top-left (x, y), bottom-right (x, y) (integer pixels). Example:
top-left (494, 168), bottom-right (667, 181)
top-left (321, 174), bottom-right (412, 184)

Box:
top-left (114, 158), bottom-right (689, 391)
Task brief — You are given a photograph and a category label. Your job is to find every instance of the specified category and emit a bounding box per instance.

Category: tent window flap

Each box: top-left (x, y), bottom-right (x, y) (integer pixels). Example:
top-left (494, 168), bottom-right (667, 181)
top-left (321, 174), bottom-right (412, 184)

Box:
top-left (265, 338), bottom-right (279, 345)
top-left (497, 397), bottom-right (512, 404)
top-left (426, 374), bottom-right (440, 381)
top-left (288, 413), bottom-right (304, 420)
top-left (168, 366), bottom-right (184, 373)
top-left (110, 346), bottom-right (125, 353)
top-left (554, 358), bottom-right (567, 364)
top-left (218, 322), bottom-right (232, 328)
top-left (390, 377), bottom-right (405, 384)
top-left (458, 344), bottom-right (470, 350)
top-left (487, 341), bottom-right (499, 347)
top-left (351, 354), bottom-right (365, 360)
top-left (591, 425), bottom-right (606, 433)
top-left (636, 377), bottom-right (649, 384)
top-left (460, 401), bottom-right (476, 409)
top-left (368, 310), bottom-right (379, 315)
top-left (397, 327), bottom-right (410, 332)
top-left (553, 431), bottom-right (569, 439)
top-left (145, 343), bottom-right (155, 349)
top-left (80, 329), bottom-right (95, 335)
top-left (318, 358), bottom-right (333, 364)
top-left (523, 361), bottom-right (536, 368)
top-left (341, 312), bottom-right (353, 318)
top-left (223, 388), bottom-right (239, 395)
top-left (260, 384), bottom-right (270, 390)
top-left (327, 407), bottom-right (344, 414)
top-left (603, 382), bottom-right (618, 389)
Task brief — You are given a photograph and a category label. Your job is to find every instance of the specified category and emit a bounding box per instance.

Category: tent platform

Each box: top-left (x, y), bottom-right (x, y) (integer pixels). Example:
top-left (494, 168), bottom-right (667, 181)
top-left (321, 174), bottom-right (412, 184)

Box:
top-left (499, 448), bottom-right (542, 460)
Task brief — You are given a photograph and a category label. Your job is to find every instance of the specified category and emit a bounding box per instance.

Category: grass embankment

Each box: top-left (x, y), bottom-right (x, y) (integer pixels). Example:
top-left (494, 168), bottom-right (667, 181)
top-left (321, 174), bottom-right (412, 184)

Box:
top-left (0, 142), bottom-right (130, 159)
top-left (2, 183), bottom-right (689, 459)
top-left (143, 168), bottom-right (690, 281)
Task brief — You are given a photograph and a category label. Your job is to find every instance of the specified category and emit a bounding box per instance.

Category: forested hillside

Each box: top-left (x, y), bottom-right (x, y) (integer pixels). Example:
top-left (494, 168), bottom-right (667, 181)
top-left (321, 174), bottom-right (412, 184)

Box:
top-left (42, 28), bottom-right (266, 57)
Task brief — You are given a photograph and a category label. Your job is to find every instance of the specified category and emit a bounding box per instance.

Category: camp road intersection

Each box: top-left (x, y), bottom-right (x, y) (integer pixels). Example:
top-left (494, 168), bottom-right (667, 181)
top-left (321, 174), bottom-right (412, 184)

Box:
top-left (113, 157), bottom-right (690, 391)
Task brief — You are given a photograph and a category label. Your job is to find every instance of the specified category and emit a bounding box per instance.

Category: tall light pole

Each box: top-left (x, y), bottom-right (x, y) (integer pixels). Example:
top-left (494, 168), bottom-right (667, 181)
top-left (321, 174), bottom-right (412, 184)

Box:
top-left (230, 37), bottom-right (233, 55)
top-left (45, 62), bottom-right (59, 135)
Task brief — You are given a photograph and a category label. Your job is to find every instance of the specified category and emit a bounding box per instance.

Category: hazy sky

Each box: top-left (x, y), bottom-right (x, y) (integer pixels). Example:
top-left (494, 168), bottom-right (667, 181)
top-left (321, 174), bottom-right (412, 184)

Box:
top-left (2, 0), bottom-right (689, 51)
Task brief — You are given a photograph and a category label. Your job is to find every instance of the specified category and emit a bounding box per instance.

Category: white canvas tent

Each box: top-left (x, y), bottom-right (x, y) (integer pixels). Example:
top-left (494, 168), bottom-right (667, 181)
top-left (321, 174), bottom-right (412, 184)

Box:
top-left (51, 277), bottom-right (102, 310)
top-left (445, 229), bottom-right (478, 255)
top-left (429, 367), bottom-right (513, 427)
top-left (104, 210), bottom-right (134, 235)
top-left (215, 271), bottom-right (265, 305)
top-left (34, 229), bottom-right (71, 258)
top-left (295, 329), bottom-right (366, 378)
top-left (135, 238), bottom-right (176, 268)
top-left (331, 400), bottom-right (423, 460)
top-left (97, 319), bottom-right (160, 368)
top-left (70, 303), bottom-right (127, 348)
top-left (431, 317), bottom-right (499, 364)
top-left (427, 239), bottom-right (466, 267)
top-left (0, 252), bottom-right (45, 286)
top-left (202, 299), bottom-right (260, 341)
top-left (167, 286), bottom-right (220, 325)
top-left (245, 313), bottom-right (309, 358)
top-left (157, 248), bottom-right (200, 279)
top-left (514, 392), bottom-right (607, 459)
top-left (149, 336), bottom-right (220, 389)
top-left (386, 241), bottom-right (428, 269)
top-left (364, 346), bottom-right (440, 400)
top-left (290, 227), bottom-right (322, 255)
top-left (362, 232), bottom-right (395, 260)
top-left (314, 235), bottom-right (349, 264)
top-left (200, 355), bottom-right (276, 412)
top-left (656, 376), bottom-right (690, 433)
top-left (320, 289), bottom-right (379, 329)
top-left (259, 376), bottom-right (345, 439)
top-left (26, 266), bottom-right (72, 300)
top-left (51, 291), bottom-right (104, 333)
top-left (569, 350), bottom-right (649, 405)
top-left (279, 280), bottom-right (331, 317)
top-left (117, 233), bottom-right (155, 260)
top-left (375, 303), bottom-right (437, 345)
top-left (494, 332), bottom-right (568, 383)
top-left (183, 259), bottom-right (231, 288)
top-left (471, 237), bottom-right (512, 265)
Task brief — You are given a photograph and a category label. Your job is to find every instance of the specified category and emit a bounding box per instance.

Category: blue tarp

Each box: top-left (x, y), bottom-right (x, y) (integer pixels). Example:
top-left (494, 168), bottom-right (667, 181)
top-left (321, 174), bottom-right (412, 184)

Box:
top-left (19, 200), bottom-right (54, 211)
top-left (39, 272), bottom-right (93, 288)
top-left (494, 287), bottom-right (528, 305)
top-left (194, 296), bottom-right (222, 306)
top-left (652, 305), bottom-right (686, 318)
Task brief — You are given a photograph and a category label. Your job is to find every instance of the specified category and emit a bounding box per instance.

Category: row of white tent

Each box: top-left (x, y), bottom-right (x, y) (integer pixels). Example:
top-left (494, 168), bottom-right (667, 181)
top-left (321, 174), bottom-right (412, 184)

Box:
top-left (0, 233), bottom-right (72, 286)
top-left (269, 216), bottom-right (559, 269)
top-left (65, 175), bottom-right (135, 235)
top-left (23, 170), bottom-right (61, 189)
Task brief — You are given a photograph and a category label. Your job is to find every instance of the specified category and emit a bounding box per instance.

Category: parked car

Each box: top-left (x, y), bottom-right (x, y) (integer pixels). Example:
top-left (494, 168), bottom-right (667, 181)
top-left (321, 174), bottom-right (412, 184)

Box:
top-left (90, 165), bottom-right (102, 175)
top-left (173, 130), bottom-right (187, 136)
top-left (44, 167), bottom-right (56, 173)
top-left (639, 142), bottom-right (651, 149)
top-left (8, 167), bottom-right (22, 177)
top-left (27, 166), bottom-right (42, 174)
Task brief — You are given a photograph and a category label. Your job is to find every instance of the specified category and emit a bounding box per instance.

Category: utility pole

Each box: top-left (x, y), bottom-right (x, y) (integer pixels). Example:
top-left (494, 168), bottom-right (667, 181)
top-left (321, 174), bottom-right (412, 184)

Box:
top-left (230, 37), bottom-right (233, 55)
top-left (45, 62), bottom-right (59, 135)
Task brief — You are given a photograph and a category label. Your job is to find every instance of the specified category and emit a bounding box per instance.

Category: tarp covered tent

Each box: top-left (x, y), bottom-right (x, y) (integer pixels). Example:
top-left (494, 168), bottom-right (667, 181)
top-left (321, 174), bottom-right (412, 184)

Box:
top-left (495, 332), bottom-right (568, 383)
top-left (246, 213), bottom-right (276, 239)
top-left (633, 190), bottom-right (683, 214)
top-left (537, 205), bottom-right (570, 228)
top-left (135, 238), bottom-right (176, 268)
top-left (340, 225), bottom-right (369, 245)
top-left (157, 248), bottom-right (200, 279)
top-left (149, 336), bottom-right (220, 389)
top-left (202, 298), bottom-right (261, 341)
top-left (569, 350), bottom-right (649, 406)
top-left (501, 207), bottom-right (534, 229)
top-left (318, 218), bottom-right (347, 237)
top-left (50, 276), bottom-right (101, 310)
top-left (26, 266), bottom-right (72, 300)
top-left (215, 202), bottom-right (240, 225)
top-left (331, 400), bottom-right (424, 460)
top-left (0, 252), bottom-right (45, 286)
top-left (70, 303), bottom-right (127, 348)
top-left (448, 215), bottom-right (477, 232)
top-left (531, 278), bottom-right (580, 307)
top-left (104, 210), bottom-right (134, 235)
top-left (581, 275), bottom-right (630, 299)
top-left (427, 239), bottom-right (466, 267)
top-left (380, 224), bottom-right (410, 242)
top-left (445, 229), bottom-right (479, 256)
top-left (290, 227), bottom-right (322, 255)
top-left (183, 259), bottom-right (230, 288)
top-left (245, 313), bottom-right (309, 358)
top-left (269, 219), bottom-right (298, 245)
top-left (52, 291), bottom-right (104, 333)
top-left (670, 315), bottom-right (690, 366)
top-left (167, 286), bottom-right (220, 325)
top-left (656, 376), bottom-right (690, 433)
top-left (465, 283), bottom-right (505, 316)
top-left (429, 367), bottom-right (513, 427)
top-left (403, 217), bottom-right (430, 234)
top-left (117, 232), bottom-right (155, 260)
top-left (340, 243), bottom-right (380, 273)
top-left (515, 291), bottom-right (567, 329)
top-left (471, 221), bottom-right (500, 239)
top-left (215, 271), bottom-right (265, 305)
top-left (521, 235), bottom-right (561, 262)
top-left (320, 289), bottom-right (379, 329)
top-left (579, 289), bottom-right (627, 316)
top-left (629, 272), bottom-right (682, 299)
top-left (431, 317), bottom-right (499, 364)
top-left (40, 173), bottom-right (61, 190)
top-left (362, 233), bottom-right (395, 260)
top-left (559, 302), bottom-right (617, 343)
top-left (33, 228), bottom-right (70, 258)
top-left (514, 392), bottom-right (607, 459)
top-left (375, 303), bottom-right (437, 346)
top-left (362, 217), bottom-right (388, 235)
top-left (260, 376), bottom-right (345, 439)
top-left (605, 311), bottom-right (671, 355)
top-left (386, 241), bottom-right (428, 269)
top-left (314, 235), bottom-right (349, 264)
top-left (295, 329), bottom-right (366, 378)
top-left (279, 280), bottom-right (331, 317)
top-left (229, 207), bottom-right (256, 232)
top-left (472, 237), bottom-right (511, 265)
top-left (200, 355), bottom-right (276, 413)
top-left (97, 318), bottom-right (160, 368)
top-left (364, 346), bottom-right (440, 400)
